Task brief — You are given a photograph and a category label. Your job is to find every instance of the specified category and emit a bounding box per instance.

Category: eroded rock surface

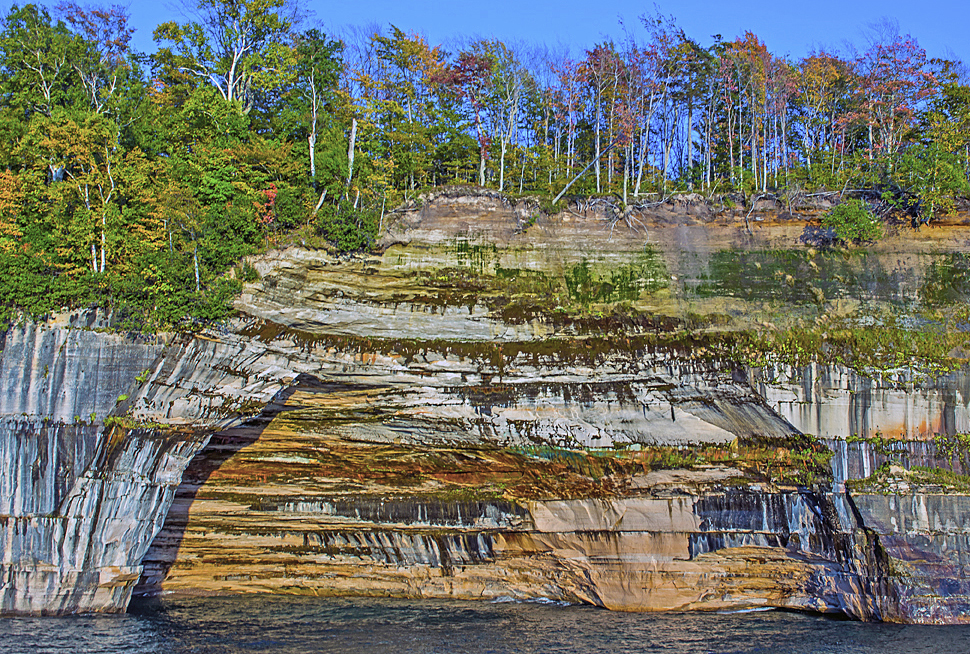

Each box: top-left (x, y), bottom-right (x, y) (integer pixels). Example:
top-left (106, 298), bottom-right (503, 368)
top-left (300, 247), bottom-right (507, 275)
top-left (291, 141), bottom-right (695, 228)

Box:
top-left (134, 403), bottom-right (895, 619)
top-left (6, 191), bottom-right (970, 620)
top-left (0, 317), bottom-right (208, 614)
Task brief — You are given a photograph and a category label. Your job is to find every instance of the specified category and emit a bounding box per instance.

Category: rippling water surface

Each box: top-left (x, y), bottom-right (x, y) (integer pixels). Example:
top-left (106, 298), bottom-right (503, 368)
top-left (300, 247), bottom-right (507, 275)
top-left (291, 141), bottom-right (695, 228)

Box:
top-left (3, 596), bottom-right (970, 654)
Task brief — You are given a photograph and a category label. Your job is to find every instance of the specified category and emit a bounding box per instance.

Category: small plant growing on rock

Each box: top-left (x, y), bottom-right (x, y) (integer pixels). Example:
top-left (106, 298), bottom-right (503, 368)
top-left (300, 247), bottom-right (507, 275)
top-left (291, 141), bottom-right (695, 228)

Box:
top-left (821, 199), bottom-right (882, 245)
top-left (236, 262), bottom-right (260, 282)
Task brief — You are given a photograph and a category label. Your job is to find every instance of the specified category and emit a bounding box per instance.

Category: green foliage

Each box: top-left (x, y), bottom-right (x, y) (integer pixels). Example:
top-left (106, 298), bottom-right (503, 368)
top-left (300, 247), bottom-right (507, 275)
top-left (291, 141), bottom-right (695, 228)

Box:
top-left (152, 0), bottom-right (296, 115)
top-left (848, 461), bottom-right (970, 493)
top-left (539, 196), bottom-right (565, 215)
top-left (236, 262), bottom-right (260, 282)
top-left (718, 318), bottom-right (965, 377)
top-left (271, 184), bottom-right (307, 230)
top-left (316, 200), bottom-right (379, 253)
top-left (933, 432), bottom-right (970, 462)
top-left (820, 199), bottom-right (882, 244)
top-left (920, 253), bottom-right (970, 306)
top-left (890, 143), bottom-right (970, 223)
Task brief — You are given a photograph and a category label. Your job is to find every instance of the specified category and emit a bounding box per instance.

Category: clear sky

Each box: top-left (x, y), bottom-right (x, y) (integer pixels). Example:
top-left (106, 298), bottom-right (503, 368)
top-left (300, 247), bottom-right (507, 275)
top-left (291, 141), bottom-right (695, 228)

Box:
top-left (8, 0), bottom-right (970, 65)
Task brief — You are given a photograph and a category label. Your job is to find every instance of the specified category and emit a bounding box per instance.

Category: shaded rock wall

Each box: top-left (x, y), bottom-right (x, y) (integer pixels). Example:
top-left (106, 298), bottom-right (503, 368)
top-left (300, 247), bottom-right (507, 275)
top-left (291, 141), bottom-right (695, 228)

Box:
top-left (852, 493), bottom-right (970, 623)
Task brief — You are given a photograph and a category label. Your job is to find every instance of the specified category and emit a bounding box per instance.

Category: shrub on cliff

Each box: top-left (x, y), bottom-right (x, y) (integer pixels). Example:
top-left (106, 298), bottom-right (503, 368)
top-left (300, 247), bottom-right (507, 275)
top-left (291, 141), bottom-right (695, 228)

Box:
top-left (316, 200), bottom-right (379, 253)
top-left (821, 200), bottom-right (882, 245)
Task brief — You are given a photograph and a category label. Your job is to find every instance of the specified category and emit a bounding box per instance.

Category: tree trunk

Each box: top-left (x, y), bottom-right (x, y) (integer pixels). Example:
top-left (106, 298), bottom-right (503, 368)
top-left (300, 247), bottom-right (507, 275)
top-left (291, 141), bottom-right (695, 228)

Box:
top-left (347, 118), bottom-right (358, 188)
top-left (193, 239), bottom-right (200, 293)
top-left (634, 91), bottom-right (657, 197)
top-left (738, 101), bottom-right (744, 186)
top-left (593, 75), bottom-right (603, 194)
top-left (308, 132), bottom-right (317, 188)
top-left (309, 77), bottom-right (318, 188)
top-left (623, 143), bottom-right (629, 206)
top-left (686, 100), bottom-right (693, 191)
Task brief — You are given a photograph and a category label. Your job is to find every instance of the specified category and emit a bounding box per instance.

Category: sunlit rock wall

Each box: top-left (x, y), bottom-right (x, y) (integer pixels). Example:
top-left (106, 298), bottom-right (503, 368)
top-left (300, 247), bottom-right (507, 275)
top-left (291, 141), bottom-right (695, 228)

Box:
top-left (135, 412), bottom-right (896, 620)
top-left (752, 364), bottom-right (970, 441)
top-left (8, 191), bottom-right (970, 621)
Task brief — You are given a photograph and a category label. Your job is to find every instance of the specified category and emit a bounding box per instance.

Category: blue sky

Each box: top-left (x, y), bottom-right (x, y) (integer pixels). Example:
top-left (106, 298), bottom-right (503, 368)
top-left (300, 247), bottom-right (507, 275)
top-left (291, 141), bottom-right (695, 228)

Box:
top-left (9, 1), bottom-right (970, 65)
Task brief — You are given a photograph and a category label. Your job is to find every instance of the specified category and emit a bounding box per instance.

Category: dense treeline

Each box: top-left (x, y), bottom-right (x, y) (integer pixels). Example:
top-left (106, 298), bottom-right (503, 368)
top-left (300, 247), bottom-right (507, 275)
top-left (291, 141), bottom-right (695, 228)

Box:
top-left (1, 1), bottom-right (968, 329)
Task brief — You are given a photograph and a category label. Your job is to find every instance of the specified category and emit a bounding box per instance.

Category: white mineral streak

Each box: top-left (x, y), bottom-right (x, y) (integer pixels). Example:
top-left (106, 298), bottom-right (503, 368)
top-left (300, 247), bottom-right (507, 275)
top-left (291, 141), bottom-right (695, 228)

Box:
top-left (0, 320), bottom-right (207, 614)
top-left (5, 193), bottom-right (970, 620)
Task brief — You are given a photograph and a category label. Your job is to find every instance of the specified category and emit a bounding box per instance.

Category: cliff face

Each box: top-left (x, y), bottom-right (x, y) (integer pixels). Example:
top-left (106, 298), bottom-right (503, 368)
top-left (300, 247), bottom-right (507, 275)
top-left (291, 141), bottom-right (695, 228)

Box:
top-left (5, 191), bottom-right (970, 620)
top-left (133, 410), bottom-right (896, 619)
top-left (0, 314), bottom-right (209, 614)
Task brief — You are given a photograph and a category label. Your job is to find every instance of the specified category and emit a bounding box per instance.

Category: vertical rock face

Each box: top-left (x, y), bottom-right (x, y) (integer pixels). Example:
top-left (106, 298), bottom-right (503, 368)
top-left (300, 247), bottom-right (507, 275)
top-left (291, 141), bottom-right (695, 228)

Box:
top-left (0, 319), bottom-right (208, 615)
top-left (7, 193), bottom-right (970, 620)
top-left (0, 315), bottom-right (161, 422)
top-left (851, 493), bottom-right (970, 623)
top-left (752, 364), bottom-right (970, 441)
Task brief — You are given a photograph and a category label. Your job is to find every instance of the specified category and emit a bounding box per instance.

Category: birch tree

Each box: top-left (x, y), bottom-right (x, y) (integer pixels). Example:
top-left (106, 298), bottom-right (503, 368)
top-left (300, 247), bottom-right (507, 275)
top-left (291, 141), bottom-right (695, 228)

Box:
top-left (153, 0), bottom-right (297, 113)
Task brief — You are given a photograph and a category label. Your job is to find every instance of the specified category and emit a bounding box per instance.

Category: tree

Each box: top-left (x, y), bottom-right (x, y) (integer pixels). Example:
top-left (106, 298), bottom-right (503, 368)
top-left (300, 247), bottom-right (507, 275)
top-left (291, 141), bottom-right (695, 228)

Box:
top-left (478, 40), bottom-right (526, 192)
top-left (854, 24), bottom-right (937, 167)
top-left (581, 42), bottom-right (624, 193)
top-left (291, 28), bottom-right (342, 188)
top-left (821, 198), bottom-right (882, 243)
top-left (918, 73), bottom-right (970, 177)
top-left (56, 2), bottom-right (135, 116)
top-left (0, 170), bottom-right (23, 249)
top-left (30, 111), bottom-right (120, 273)
top-left (433, 50), bottom-right (494, 186)
top-left (370, 26), bottom-right (445, 190)
top-left (0, 3), bottom-right (73, 117)
top-left (153, 0), bottom-right (298, 114)
top-left (798, 51), bottom-right (856, 179)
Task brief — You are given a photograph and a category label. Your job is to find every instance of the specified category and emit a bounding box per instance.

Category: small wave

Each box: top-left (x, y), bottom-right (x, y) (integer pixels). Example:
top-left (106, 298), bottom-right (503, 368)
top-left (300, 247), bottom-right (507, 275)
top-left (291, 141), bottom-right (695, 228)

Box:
top-left (527, 597), bottom-right (573, 607)
top-left (489, 596), bottom-right (572, 607)
top-left (716, 606), bottom-right (775, 614)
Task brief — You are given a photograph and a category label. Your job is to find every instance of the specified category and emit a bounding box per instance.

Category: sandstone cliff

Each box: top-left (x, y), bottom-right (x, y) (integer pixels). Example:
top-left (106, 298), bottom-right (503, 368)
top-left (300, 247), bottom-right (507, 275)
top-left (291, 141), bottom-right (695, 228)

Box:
top-left (4, 190), bottom-right (970, 621)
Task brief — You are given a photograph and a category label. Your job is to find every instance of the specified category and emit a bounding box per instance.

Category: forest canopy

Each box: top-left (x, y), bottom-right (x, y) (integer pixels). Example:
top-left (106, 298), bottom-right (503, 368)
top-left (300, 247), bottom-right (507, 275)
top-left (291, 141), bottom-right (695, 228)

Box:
top-left (0, 1), bottom-right (968, 329)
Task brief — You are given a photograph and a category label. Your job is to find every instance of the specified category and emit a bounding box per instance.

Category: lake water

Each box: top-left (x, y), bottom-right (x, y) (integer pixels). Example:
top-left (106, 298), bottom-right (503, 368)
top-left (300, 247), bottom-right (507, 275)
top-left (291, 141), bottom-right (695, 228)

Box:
top-left (2, 595), bottom-right (969, 654)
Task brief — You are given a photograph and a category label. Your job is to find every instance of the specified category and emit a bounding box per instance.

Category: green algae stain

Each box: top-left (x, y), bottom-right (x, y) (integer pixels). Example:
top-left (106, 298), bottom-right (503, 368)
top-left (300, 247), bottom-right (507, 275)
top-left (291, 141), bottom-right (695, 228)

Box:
top-left (454, 239), bottom-right (498, 273)
top-left (920, 253), bottom-right (970, 306)
top-left (564, 248), bottom-right (668, 306)
top-left (684, 248), bottom-right (932, 307)
top-left (687, 249), bottom-right (919, 307)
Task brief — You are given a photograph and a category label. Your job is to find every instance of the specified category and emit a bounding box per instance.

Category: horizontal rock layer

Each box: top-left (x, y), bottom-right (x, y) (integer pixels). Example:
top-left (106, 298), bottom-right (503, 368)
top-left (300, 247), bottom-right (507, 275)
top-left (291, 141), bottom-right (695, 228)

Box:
top-left (8, 192), bottom-right (970, 620)
top-left (134, 411), bottom-right (892, 618)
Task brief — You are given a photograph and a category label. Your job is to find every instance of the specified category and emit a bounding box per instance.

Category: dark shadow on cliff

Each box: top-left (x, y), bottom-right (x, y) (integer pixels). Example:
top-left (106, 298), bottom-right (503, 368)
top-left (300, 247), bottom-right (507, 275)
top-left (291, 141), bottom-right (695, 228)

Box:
top-left (131, 373), bottom-right (343, 599)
